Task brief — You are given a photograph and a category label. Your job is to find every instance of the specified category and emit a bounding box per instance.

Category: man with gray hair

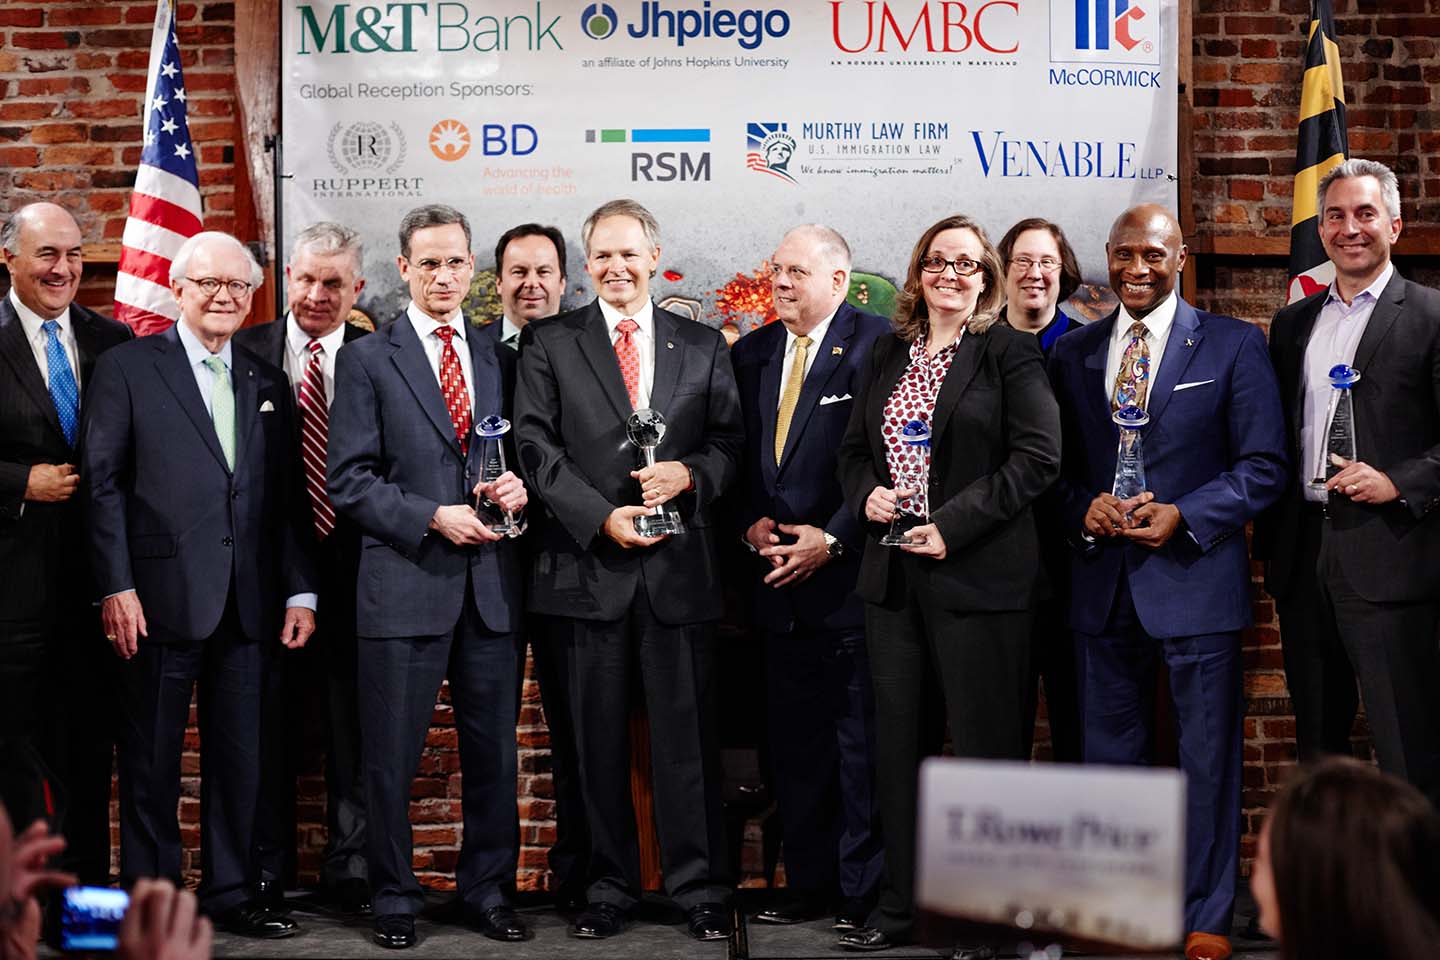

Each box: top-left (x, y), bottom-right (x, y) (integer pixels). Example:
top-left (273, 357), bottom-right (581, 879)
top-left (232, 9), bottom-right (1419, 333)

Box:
top-left (1261, 158), bottom-right (1440, 805)
top-left (0, 202), bottom-right (132, 887)
top-left (235, 222), bottom-right (370, 914)
top-left (83, 230), bottom-right (317, 938)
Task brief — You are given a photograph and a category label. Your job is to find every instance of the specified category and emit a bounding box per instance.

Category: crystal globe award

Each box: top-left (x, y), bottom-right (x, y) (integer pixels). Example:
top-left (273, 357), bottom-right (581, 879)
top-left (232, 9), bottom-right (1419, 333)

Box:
top-left (1307, 364), bottom-right (1361, 499)
top-left (627, 408), bottom-right (685, 538)
top-left (473, 415), bottom-right (524, 537)
top-left (880, 419), bottom-right (933, 547)
top-left (1111, 405), bottom-right (1150, 521)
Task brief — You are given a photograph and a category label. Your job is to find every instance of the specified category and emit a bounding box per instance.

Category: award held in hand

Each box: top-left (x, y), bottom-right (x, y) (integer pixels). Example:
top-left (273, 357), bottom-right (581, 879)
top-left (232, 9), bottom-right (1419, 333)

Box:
top-left (1111, 405), bottom-right (1150, 522)
top-left (1307, 364), bottom-right (1360, 499)
top-left (881, 419), bottom-right (932, 547)
top-left (628, 408), bottom-right (686, 538)
top-left (473, 415), bottom-right (525, 537)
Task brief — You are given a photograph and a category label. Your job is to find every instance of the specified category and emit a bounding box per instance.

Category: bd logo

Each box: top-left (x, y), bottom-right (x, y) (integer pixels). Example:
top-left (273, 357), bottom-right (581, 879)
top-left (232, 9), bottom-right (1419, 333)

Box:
top-left (1050, 0), bottom-right (1159, 65)
top-left (583, 3), bottom-right (619, 38)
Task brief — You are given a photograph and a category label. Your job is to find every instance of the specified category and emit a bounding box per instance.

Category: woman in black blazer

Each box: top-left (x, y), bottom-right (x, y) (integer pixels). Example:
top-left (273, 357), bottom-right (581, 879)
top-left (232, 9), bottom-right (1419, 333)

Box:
top-left (835, 214), bottom-right (1062, 956)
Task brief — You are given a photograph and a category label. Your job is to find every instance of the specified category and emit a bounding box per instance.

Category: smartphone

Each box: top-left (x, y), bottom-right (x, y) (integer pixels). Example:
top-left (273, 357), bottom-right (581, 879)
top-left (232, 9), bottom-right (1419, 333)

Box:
top-left (60, 886), bottom-right (129, 952)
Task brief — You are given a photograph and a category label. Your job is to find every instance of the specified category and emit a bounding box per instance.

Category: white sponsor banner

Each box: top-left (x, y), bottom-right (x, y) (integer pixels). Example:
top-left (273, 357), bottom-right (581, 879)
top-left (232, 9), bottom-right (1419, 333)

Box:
top-left (917, 758), bottom-right (1186, 950)
top-left (282, 0), bottom-right (1178, 327)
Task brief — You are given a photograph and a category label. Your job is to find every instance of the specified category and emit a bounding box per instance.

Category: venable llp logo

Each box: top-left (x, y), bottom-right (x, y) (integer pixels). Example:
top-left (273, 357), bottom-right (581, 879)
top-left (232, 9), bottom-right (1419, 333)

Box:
top-left (1051, 0), bottom-right (1159, 64)
top-left (582, 2), bottom-right (619, 38)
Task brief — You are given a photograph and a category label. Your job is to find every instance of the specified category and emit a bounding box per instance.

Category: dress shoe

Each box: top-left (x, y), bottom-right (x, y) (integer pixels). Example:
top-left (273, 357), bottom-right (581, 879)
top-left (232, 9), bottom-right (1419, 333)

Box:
top-left (834, 898), bottom-right (870, 931)
top-left (838, 926), bottom-right (895, 951)
top-left (554, 886), bottom-right (588, 913)
top-left (571, 901), bottom-right (626, 939)
top-left (753, 896), bottom-right (828, 925)
top-left (468, 904), bottom-right (530, 942)
top-left (951, 946), bottom-right (996, 960)
top-left (373, 913), bottom-right (416, 949)
top-left (254, 878), bottom-right (284, 909)
top-left (214, 902), bottom-right (298, 939)
top-left (1184, 932), bottom-right (1233, 960)
top-left (686, 902), bottom-right (731, 941)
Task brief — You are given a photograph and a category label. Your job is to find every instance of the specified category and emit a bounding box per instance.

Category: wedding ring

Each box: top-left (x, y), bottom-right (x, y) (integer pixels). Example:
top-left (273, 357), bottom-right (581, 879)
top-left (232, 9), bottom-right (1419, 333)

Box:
top-left (1348, 483), bottom-right (1358, 493)
top-left (106, 634), bottom-right (117, 642)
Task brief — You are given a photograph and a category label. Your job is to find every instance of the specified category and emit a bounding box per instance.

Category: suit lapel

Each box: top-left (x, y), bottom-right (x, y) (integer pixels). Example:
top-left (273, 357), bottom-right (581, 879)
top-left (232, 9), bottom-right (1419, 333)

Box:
top-left (72, 305), bottom-right (105, 394)
top-left (929, 328), bottom-right (986, 454)
top-left (1082, 312), bottom-right (1118, 446)
top-left (868, 337), bottom-right (910, 471)
top-left (231, 345), bottom-right (259, 473)
top-left (778, 307), bottom-right (854, 473)
top-left (1287, 294), bottom-right (1325, 418)
top-left (1353, 271), bottom-right (1405, 374)
top-left (153, 327), bottom-right (232, 472)
top-left (1145, 299), bottom-right (1202, 427)
top-left (757, 326), bottom-right (784, 484)
top-left (576, 303), bottom-right (636, 422)
top-left (387, 314), bottom-right (464, 455)
top-left (648, 308), bottom-right (682, 415)
top-left (0, 301), bottom-right (66, 443)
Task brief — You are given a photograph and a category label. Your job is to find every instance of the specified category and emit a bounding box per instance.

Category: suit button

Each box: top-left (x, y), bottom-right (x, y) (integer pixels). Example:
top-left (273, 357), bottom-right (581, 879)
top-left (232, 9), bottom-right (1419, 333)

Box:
top-left (776, 482), bottom-right (785, 492)
top-left (231, 490), bottom-right (240, 500)
top-left (222, 536), bottom-right (234, 547)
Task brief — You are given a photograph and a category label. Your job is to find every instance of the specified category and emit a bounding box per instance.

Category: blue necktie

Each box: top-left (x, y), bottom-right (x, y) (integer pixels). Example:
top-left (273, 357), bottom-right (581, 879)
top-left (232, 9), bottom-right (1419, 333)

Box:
top-left (41, 320), bottom-right (79, 447)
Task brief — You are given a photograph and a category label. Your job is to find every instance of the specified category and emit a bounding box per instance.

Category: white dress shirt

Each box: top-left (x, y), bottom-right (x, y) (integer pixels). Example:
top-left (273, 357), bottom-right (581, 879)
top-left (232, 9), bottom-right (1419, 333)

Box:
top-left (776, 309), bottom-right (836, 413)
top-left (407, 301), bottom-right (475, 404)
top-left (281, 313), bottom-right (348, 407)
top-left (9, 288), bottom-right (80, 394)
top-left (1300, 263), bottom-right (1393, 500)
top-left (1103, 290), bottom-right (1179, 409)
top-left (498, 315), bottom-right (523, 350)
top-left (597, 297), bottom-right (656, 409)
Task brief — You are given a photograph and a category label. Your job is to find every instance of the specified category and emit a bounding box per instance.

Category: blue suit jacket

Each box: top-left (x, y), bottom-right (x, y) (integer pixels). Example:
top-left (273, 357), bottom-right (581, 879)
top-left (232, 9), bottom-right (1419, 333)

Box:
top-left (326, 312), bottom-right (521, 637)
top-left (83, 325), bottom-right (316, 644)
top-left (1046, 299), bottom-right (1288, 638)
top-left (731, 304), bottom-right (889, 632)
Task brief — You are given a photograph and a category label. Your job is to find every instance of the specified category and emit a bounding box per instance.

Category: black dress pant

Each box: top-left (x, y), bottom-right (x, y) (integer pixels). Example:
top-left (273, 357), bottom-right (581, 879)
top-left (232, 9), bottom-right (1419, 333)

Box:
top-left (358, 588), bottom-right (519, 917)
top-left (524, 614), bottom-right (590, 901)
top-left (864, 555), bottom-right (1032, 942)
top-left (117, 596), bottom-right (261, 914)
top-left (561, 595), bottom-right (727, 912)
top-left (1278, 509), bottom-right (1440, 803)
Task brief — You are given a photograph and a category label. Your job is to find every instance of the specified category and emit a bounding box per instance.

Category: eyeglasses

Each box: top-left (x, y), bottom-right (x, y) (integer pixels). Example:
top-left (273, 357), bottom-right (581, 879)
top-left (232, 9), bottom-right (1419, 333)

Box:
top-left (1008, 256), bottom-right (1062, 274)
top-left (186, 277), bottom-right (253, 298)
top-left (410, 257), bottom-right (471, 278)
top-left (919, 255), bottom-right (983, 277)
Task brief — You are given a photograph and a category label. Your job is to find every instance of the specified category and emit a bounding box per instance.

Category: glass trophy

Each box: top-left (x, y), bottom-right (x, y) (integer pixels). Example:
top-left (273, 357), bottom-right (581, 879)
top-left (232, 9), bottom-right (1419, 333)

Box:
top-left (473, 415), bottom-right (524, 537)
top-left (1307, 364), bottom-right (1361, 498)
top-left (880, 419), bottom-right (932, 546)
top-left (627, 408), bottom-right (686, 538)
top-left (1111, 405), bottom-right (1150, 522)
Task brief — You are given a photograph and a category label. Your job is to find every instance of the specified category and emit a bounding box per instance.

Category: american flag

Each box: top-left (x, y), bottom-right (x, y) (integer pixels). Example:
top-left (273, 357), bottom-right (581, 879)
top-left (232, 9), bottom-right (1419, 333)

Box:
top-left (114, 0), bottom-right (202, 335)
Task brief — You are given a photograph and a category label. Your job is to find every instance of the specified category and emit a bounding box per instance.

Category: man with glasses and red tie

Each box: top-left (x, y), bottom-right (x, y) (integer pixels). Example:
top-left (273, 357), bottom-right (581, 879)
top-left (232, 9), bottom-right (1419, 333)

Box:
top-left (514, 199), bottom-right (743, 943)
top-left (327, 205), bottom-right (530, 950)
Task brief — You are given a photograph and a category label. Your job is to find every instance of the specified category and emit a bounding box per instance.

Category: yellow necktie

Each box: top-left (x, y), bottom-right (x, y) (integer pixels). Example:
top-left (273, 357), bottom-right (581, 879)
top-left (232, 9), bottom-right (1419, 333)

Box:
top-left (774, 335), bottom-right (812, 465)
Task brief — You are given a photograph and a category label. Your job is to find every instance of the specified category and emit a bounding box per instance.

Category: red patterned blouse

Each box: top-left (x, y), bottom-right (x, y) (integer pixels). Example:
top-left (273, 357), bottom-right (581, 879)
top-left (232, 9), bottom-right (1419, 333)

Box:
top-left (881, 331), bottom-right (962, 518)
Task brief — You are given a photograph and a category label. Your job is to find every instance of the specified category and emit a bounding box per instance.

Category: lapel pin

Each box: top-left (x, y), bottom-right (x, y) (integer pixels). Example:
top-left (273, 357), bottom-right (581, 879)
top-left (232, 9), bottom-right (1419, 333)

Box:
top-left (1185, 338), bottom-right (1194, 347)
top-left (666, 341), bottom-right (675, 349)
top-left (832, 346), bottom-right (844, 356)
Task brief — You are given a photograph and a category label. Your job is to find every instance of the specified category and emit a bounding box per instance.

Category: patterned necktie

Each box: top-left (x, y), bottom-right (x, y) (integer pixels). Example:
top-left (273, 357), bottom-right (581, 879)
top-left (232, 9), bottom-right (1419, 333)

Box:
top-left (1111, 320), bottom-right (1151, 411)
top-left (774, 334), bottom-right (812, 465)
top-left (298, 339), bottom-right (335, 539)
top-left (40, 320), bottom-right (79, 447)
top-left (433, 325), bottom-right (472, 453)
top-left (614, 318), bottom-right (640, 409)
top-left (202, 356), bottom-right (236, 470)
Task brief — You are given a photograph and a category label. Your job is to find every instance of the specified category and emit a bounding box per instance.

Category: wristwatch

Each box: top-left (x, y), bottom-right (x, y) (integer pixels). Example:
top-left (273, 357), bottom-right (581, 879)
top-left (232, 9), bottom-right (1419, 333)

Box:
top-left (823, 531), bottom-right (844, 558)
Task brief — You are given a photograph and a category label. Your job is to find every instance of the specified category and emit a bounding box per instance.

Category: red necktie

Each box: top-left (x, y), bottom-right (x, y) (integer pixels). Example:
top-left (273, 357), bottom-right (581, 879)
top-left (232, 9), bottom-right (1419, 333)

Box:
top-left (298, 339), bottom-right (336, 540)
top-left (433, 325), bottom-right (472, 453)
top-left (614, 318), bottom-right (640, 409)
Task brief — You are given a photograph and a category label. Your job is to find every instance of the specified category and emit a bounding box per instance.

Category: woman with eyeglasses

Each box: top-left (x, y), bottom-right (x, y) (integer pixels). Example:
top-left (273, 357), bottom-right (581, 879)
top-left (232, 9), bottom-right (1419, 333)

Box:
top-left (835, 215), bottom-right (1061, 958)
top-left (997, 218), bottom-right (1086, 765)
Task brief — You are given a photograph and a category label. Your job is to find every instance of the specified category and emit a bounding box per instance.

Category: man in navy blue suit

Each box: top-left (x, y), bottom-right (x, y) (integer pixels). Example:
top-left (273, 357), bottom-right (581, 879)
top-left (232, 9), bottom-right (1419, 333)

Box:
top-left (84, 231), bottom-right (317, 939)
top-left (731, 225), bottom-right (886, 930)
top-left (326, 204), bottom-right (530, 950)
top-left (1047, 206), bottom-right (1287, 960)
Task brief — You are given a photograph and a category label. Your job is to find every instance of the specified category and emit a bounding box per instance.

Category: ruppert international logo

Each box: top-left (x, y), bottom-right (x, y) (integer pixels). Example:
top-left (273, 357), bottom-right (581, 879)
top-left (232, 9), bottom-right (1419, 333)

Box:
top-left (313, 120), bottom-right (424, 199)
top-left (1049, 0), bottom-right (1162, 86)
top-left (579, 1), bottom-right (790, 49)
top-left (586, 126), bottom-right (711, 181)
top-left (746, 122), bottom-right (797, 184)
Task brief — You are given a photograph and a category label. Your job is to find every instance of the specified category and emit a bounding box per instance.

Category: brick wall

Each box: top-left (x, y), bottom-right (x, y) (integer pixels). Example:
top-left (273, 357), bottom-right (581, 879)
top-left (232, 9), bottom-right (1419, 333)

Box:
top-left (4, 0), bottom-right (1439, 890)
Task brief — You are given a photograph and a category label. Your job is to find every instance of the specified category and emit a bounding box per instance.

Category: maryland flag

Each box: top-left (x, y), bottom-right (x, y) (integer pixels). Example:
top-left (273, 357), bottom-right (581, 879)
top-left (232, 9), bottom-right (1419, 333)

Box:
top-left (1287, 0), bottom-right (1349, 303)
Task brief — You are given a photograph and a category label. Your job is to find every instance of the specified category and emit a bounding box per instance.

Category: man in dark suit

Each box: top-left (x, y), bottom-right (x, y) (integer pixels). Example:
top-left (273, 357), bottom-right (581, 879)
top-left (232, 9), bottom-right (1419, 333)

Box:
top-left (83, 231), bottom-right (317, 938)
top-left (731, 225), bottom-right (886, 929)
top-left (0, 202), bottom-right (132, 884)
top-left (327, 204), bottom-right (530, 950)
top-left (1259, 159), bottom-right (1440, 804)
top-left (513, 199), bottom-right (742, 942)
top-left (234, 222), bottom-right (369, 914)
top-left (1048, 206), bottom-right (1288, 960)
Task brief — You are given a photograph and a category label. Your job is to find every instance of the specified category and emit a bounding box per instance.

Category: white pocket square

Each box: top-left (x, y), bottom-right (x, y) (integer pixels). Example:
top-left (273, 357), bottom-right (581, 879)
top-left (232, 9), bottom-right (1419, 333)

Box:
top-left (819, 393), bottom-right (852, 405)
top-left (259, 399), bottom-right (276, 412)
top-left (1172, 379), bottom-right (1215, 392)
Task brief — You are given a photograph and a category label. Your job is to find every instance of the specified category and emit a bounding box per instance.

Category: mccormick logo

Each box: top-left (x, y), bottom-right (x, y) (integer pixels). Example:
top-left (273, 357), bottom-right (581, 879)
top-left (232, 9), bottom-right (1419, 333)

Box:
top-left (746, 122), bottom-right (796, 184)
top-left (1050, 0), bottom-right (1159, 65)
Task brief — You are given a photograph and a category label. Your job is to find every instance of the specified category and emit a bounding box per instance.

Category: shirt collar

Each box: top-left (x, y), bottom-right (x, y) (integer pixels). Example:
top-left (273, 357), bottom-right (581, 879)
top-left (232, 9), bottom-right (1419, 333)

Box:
top-left (407, 301), bottom-right (467, 343)
top-left (1325, 262), bottom-right (1394, 310)
top-left (176, 317), bottom-right (233, 370)
top-left (8, 288), bottom-right (71, 341)
top-left (784, 307), bottom-right (838, 355)
top-left (499, 315), bottom-right (524, 345)
top-left (1116, 289), bottom-right (1178, 343)
top-left (597, 296), bottom-right (654, 337)
top-left (285, 312), bottom-right (348, 358)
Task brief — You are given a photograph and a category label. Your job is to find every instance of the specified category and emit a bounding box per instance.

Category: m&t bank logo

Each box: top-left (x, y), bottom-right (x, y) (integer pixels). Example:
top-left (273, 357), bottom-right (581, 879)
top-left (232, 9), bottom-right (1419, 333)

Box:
top-left (1050, 0), bottom-right (1159, 65)
top-left (582, 3), bottom-right (619, 38)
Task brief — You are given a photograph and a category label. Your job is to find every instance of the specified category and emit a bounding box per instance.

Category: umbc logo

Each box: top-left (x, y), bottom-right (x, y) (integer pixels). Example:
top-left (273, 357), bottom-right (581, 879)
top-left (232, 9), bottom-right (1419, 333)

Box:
top-left (1050, 0), bottom-right (1159, 65)
top-left (583, 3), bottom-right (619, 38)
top-left (746, 122), bottom-right (797, 185)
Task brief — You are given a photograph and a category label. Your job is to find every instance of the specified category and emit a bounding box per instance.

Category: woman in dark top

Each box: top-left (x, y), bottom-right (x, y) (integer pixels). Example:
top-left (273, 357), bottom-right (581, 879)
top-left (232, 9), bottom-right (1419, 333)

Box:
top-left (997, 217), bottom-right (1084, 353)
top-left (835, 214), bottom-right (1061, 957)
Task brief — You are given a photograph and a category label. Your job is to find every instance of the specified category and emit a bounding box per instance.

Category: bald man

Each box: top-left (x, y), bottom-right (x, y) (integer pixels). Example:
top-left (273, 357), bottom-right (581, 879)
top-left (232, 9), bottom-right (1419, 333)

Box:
top-left (1047, 206), bottom-right (1288, 960)
top-left (0, 203), bottom-right (132, 883)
